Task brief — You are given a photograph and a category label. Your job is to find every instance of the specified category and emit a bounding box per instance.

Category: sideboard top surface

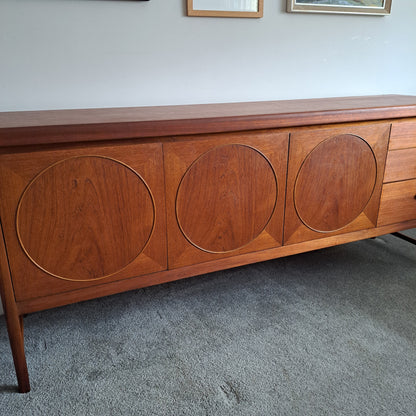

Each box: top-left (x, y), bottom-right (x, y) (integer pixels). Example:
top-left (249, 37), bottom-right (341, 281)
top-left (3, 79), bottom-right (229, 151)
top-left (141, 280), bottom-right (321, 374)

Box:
top-left (1, 95), bottom-right (416, 147)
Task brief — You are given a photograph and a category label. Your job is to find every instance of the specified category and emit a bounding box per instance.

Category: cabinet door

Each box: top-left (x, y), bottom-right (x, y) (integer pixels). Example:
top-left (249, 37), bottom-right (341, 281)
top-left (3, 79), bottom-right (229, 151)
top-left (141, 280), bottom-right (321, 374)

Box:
top-left (0, 143), bottom-right (166, 301)
top-left (284, 123), bottom-right (390, 245)
top-left (164, 130), bottom-right (289, 269)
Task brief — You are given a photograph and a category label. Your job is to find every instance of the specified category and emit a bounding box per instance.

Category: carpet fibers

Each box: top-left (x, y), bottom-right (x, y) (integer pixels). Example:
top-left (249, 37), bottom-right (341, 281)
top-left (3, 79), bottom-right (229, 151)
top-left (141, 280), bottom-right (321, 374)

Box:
top-left (1, 231), bottom-right (415, 415)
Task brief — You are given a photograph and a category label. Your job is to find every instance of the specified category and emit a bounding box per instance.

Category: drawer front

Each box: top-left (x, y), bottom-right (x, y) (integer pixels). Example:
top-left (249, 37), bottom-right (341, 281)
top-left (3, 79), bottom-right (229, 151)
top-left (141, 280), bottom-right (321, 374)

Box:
top-left (389, 120), bottom-right (416, 150)
top-left (383, 148), bottom-right (416, 183)
top-left (378, 179), bottom-right (416, 226)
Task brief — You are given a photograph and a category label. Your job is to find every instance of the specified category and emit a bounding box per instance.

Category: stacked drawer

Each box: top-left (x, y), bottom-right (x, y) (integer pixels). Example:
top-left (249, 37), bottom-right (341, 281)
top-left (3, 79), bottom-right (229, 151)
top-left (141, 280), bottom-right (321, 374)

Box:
top-left (378, 120), bottom-right (416, 226)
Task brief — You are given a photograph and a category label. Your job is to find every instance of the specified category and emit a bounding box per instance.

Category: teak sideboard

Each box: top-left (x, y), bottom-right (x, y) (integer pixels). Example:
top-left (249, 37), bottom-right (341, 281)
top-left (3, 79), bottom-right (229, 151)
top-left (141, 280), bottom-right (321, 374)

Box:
top-left (1, 95), bottom-right (416, 393)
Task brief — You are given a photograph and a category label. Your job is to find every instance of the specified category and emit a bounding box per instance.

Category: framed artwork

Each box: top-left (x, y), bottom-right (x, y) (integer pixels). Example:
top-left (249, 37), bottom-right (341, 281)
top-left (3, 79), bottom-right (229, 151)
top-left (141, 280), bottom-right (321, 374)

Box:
top-left (287, 0), bottom-right (392, 15)
top-left (187, 0), bottom-right (263, 18)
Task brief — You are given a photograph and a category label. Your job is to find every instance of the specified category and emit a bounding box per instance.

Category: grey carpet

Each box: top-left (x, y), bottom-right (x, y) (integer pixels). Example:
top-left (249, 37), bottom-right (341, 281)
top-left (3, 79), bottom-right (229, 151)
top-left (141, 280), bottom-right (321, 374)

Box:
top-left (1, 231), bottom-right (415, 415)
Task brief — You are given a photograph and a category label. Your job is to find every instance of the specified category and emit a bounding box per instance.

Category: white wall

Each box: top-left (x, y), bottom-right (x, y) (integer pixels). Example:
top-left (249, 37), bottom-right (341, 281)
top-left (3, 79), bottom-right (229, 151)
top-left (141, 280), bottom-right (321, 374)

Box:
top-left (0, 1), bottom-right (415, 315)
top-left (0, 0), bottom-right (415, 112)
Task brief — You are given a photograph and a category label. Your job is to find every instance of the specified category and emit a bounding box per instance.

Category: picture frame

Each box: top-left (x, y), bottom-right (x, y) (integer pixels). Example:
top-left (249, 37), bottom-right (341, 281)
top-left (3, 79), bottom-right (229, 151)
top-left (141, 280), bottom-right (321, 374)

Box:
top-left (287, 0), bottom-right (392, 15)
top-left (187, 0), bottom-right (263, 18)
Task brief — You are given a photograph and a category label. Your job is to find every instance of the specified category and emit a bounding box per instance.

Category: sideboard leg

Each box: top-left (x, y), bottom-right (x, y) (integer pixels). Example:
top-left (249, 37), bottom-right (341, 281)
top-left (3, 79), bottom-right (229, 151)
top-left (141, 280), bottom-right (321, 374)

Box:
top-left (391, 232), bottom-right (416, 245)
top-left (5, 310), bottom-right (31, 393)
top-left (0, 222), bottom-right (31, 393)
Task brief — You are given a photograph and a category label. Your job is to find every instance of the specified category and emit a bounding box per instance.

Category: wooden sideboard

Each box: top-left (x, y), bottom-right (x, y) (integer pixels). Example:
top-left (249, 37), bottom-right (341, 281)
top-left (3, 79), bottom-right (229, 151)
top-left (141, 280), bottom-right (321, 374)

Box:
top-left (1, 95), bottom-right (416, 393)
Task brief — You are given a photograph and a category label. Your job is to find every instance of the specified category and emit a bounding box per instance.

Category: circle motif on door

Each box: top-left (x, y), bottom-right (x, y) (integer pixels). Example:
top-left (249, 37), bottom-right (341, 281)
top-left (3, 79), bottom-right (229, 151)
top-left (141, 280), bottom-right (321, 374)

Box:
top-left (294, 134), bottom-right (377, 233)
top-left (17, 156), bottom-right (155, 281)
top-left (176, 144), bottom-right (277, 253)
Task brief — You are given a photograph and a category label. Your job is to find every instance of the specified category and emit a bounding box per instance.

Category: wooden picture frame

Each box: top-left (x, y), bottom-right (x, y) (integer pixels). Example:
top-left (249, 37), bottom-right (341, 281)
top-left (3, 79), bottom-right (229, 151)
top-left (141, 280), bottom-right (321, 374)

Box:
top-left (287, 0), bottom-right (392, 15)
top-left (187, 0), bottom-right (263, 18)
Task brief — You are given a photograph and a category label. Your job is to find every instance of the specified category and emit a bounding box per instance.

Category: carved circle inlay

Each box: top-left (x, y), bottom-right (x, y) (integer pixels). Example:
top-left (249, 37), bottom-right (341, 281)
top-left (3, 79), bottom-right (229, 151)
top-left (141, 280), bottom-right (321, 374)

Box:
top-left (294, 134), bottom-right (377, 233)
top-left (17, 156), bottom-right (155, 281)
top-left (176, 144), bottom-right (277, 253)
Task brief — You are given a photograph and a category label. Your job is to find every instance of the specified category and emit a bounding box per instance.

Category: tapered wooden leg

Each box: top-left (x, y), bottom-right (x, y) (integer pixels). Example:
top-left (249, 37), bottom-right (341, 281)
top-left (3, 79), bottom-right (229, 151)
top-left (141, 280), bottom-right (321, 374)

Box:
top-left (4, 309), bottom-right (30, 393)
top-left (0, 222), bottom-right (30, 393)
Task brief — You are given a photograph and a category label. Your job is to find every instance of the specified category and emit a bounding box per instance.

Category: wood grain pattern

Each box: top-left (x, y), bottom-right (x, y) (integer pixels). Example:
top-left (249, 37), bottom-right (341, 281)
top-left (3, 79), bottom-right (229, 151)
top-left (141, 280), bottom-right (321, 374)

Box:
top-left (15, 218), bottom-right (416, 317)
top-left (176, 144), bottom-right (277, 253)
top-left (378, 180), bottom-right (416, 226)
top-left (0, 143), bottom-right (167, 301)
top-left (165, 130), bottom-right (289, 269)
top-left (389, 120), bottom-right (416, 150)
top-left (1, 95), bottom-right (416, 147)
top-left (17, 156), bottom-right (154, 281)
top-left (383, 148), bottom-right (416, 183)
top-left (294, 134), bottom-right (377, 232)
top-left (284, 122), bottom-right (390, 245)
